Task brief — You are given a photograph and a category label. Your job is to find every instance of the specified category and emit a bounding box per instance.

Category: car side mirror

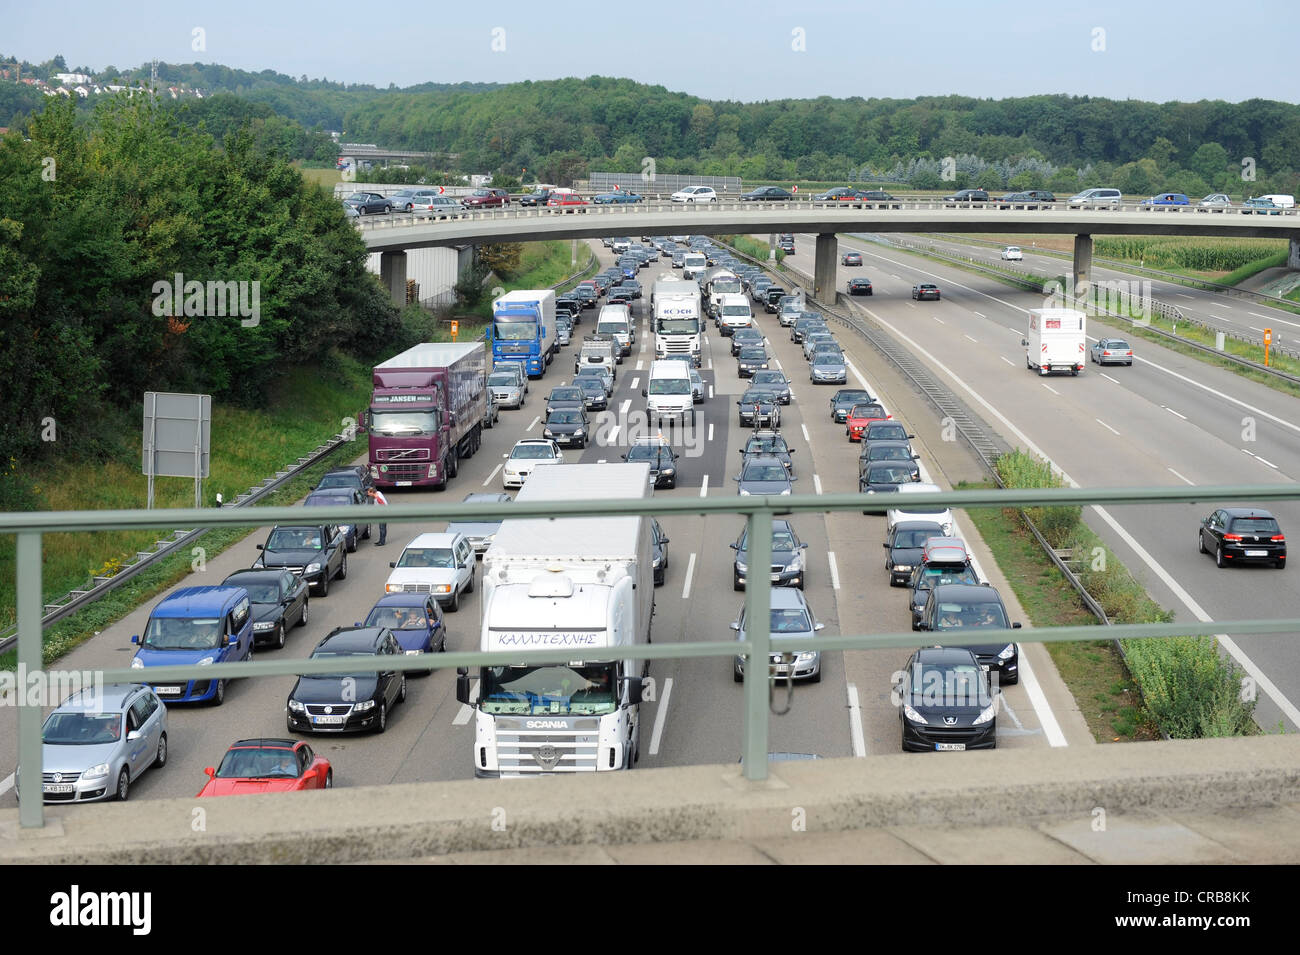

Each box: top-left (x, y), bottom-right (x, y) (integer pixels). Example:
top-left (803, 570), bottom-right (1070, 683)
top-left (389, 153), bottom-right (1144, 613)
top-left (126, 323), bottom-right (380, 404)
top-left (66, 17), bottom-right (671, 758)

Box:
top-left (661, 537), bottom-right (669, 544)
top-left (126, 730), bottom-right (142, 742)
top-left (389, 561), bottom-right (397, 568)
top-left (882, 542), bottom-right (890, 548)
top-left (204, 767), bottom-right (217, 779)
top-left (729, 622), bottom-right (740, 630)
top-left (228, 634), bottom-right (239, 644)
top-left (1012, 622), bottom-right (1022, 629)
top-left (255, 544), bottom-right (264, 550)
top-left (917, 622), bottom-right (930, 631)
top-left (641, 389), bottom-right (647, 397)
top-left (1021, 339), bottom-right (1028, 346)
top-left (131, 634), bottom-right (140, 644)
top-left (729, 543), bottom-right (738, 549)
top-left (455, 668), bottom-right (471, 705)
top-left (814, 623), bottom-right (826, 631)
top-left (354, 621), bottom-right (363, 627)
top-left (624, 676), bottom-right (643, 706)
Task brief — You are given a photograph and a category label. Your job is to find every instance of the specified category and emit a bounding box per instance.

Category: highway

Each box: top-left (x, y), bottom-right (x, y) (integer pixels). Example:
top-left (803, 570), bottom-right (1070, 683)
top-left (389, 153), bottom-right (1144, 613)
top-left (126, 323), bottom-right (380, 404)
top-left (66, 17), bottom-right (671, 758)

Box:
top-left (0, 239), bottom-right (1078, 804)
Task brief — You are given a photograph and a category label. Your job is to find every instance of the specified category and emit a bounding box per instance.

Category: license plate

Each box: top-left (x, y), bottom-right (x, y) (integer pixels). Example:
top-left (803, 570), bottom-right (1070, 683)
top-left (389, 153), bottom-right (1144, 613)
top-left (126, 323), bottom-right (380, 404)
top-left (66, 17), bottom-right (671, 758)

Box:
top-left (312, 715), bottom-right (345, 725)
top-left (43, 784), bottom-right (74, 794)
top-left (396, 481), bottom-right (412, 487)
top-left (1245, 550), bottom-right (1268, 557)
top-left (980, 664), bottom-right (990, 672)
top-left (771, 573), bottom-right (782, 581)
top-left (156, 686), bottom-right (182, 695)
top-left (935, 743), bottom-right (966, 752)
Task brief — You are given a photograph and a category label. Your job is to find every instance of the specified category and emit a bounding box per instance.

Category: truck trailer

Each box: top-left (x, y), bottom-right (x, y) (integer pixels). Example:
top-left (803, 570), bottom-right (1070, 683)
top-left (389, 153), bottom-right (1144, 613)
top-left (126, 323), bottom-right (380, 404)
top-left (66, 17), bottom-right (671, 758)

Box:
top-left (1023, 308), bottom-right (1086, 376)
top-left (490, 290), bottom-right (556, 378)
top-left (460, 463), bottom-right (654, 777)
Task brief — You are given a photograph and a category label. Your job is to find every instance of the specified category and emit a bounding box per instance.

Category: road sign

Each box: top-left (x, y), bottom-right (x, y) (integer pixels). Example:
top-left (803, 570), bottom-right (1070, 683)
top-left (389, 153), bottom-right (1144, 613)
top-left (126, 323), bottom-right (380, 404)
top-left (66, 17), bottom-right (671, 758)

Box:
top-left (1265, 328), bottom-right (1273, 366)
top-left (142, 392), bottom-right (211, 508)
top-left (438, 186), bottom-right (445, 195)
top-left (792, 185), bottom-right (798, 193)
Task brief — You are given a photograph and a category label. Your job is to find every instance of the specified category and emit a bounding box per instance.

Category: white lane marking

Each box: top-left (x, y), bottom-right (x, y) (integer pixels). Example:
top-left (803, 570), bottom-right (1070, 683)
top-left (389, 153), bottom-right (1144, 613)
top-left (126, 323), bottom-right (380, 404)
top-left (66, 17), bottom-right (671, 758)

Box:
top-left (1100, 373), bottom-right (1120, 384)
top-left (1095, 418), bottom-right (1121, 436)
top-left (1177, 293), bottom-right (1195, 299)
top-left (636, 360), bottom-right (644, 370)
top-left (964, 334), bottom-right (978, 343)
top-left (681, 552), bottom-right (697, 599)
top-left (648, 677), bottom-right (673, 756)
top-left (597, 459), bottom-right (607, 464)
top-left (1248, 326), bottom-right (1265, 333)
top-left (813, 473), bottom-right (823, 494)
top-left (630, 377), bottom-right (640, 390)
top-left (1041, 383), bottom-right (1060, 396)
top-left (1249, 311), bottom-right (1274, 320)
top-left (1007, 325), bottom-right (1020, 333)
top-left (846, 682), bottom-right (866, 756)
top-left (1208, 301), bottom-right (1229, 309)
top-left (1242, 449), bottom-right (1279, 469)
top-left (1168, 467), bottom-right (1195, 485)
top-left (801, 423), bottom-right (811, 442)
top-left (0, 773), bottom-right (12, 797)
top-left (774, 358), bottom-right (783, 370)
top-left (526, 415), bottom-right (540, 431)
top-left (1164, 406), bottom-right (1188, 420)
top-left (482, 463), bottom-right (503, 486)
top-left (845, 358), bottom-right (871, 392)
top-left (453, 679), bottom-right (480, 725)
top-left (932, 316), bottom-right (945, 324)
top-left (619, 399), bottom-right (631, 415)
top-left (973, 311), bottom-right (986, 318)
top-left (1000, 356), bottom-right (1015, 366)
top-left (699, 474), bottom-right (709, 497)
top-left (709, 385), bottom-right (714, 400)
top-left (704, 421), bottom-right (713, 443)
top-left (707, 358), bottom-right (713, 370)
top-left (828, 551), bottom-right (840, 590)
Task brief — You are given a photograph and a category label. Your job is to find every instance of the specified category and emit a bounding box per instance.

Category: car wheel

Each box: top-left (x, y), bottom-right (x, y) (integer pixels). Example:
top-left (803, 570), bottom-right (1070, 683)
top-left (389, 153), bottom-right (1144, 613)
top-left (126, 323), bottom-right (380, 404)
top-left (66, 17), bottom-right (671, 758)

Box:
top-left (299, 599), bottom-right (309, 627)
top-left (734, 575), bottom-right (743, 592)
top-left (275, 622), bottom-right (286, 650)
top-left (466, 569), bottom-right (475, 594)
top-left (338, 553), bottom-right (348, 580)
top-left (375, 702), bottom-right (388, 734)
top-left (155, 732), bottom-right (168, 768)
top-left (324, 771), bottom-right (333, 789)
top-left (318, 571), bottom-right (330, 598)
top-left (212, 679), bottom-right (226, 706)
top-left (1198, 530), bottom-right (1207, 554)
top-left (1216, 545), bottom-right (1226, 569)
top-left (347, 532), bottom-right (357, 553)
top-left (448, 585), bottom-right (460, 613)
top-left (398, 673), bottom-right (408, 703)
top-left (115, 768), bottom-right (130, 802)
top-left (734, 666), bottom-right (743, 683)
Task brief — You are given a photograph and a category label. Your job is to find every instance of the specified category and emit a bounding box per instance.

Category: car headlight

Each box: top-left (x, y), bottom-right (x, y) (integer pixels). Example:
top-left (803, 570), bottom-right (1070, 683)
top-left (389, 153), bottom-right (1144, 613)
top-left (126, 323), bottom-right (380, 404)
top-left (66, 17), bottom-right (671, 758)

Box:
top-left (197, 657), bottom-right (214, 666)
top-left (973, 703), bottom-right (997, 726)
top-left (306, 562), bottom-right (322, 574)
top-left (903, 704), bottom-right (928, 725)
top-left (787, 552), bottom-right (804, 571)
top-left (661, 468), bottom-right (675, 476)
top-left (543, 429), bottom-right (554, 438)
top-left (252, 558), bottom-right (264, 568)
top-left (288, 699), bottom-right (305, 713)
top-left (253, 621), bottom-right (275, 631)
top-left (83, 762), bottom-right (111, 780)
top-left (779, 488), bottom-right (791, 495)
top-left (131, 657), bottom-right (144, 669)
top-left (893, 564), bottom-right (911, 572)
top-left (434, 584), bottom-right (451, 594)
top-left (997, 643), bottom-right (1016, 660)
top-left (574, 429), bottom-right (585, 436)
top-left (739, 489), bottom-right (751, 496)
top-left (796, 651), bottom-right (817, 662)
top-left (353, 699), bottom-right (375, 713)
top-left (404, 649), bottom-right (423, 655)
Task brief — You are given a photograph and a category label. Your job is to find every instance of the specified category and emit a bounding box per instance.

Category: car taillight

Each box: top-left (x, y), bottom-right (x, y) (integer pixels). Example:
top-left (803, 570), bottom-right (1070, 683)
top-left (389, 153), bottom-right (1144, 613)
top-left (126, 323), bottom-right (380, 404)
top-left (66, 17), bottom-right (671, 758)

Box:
top-left (1272, 535), bottom-right (1286, 542)
top-left (1223, 534), bottom-right (1243, 541)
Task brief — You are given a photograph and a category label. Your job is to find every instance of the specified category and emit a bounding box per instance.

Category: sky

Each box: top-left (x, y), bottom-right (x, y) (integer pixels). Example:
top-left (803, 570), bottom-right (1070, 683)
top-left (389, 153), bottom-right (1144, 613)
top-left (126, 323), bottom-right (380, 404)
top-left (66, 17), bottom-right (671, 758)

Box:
top-left (3, 0), bottom-right (1295, 104)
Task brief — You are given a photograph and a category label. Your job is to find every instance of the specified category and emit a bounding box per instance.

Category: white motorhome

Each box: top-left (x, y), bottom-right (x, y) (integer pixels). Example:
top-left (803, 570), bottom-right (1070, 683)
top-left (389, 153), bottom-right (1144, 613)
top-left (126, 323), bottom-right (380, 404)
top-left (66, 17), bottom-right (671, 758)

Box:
top-left (716, 292), bottom-right (754, 336)
top-left (650, 278), bottom-right (702, 365)
top-left (462, 463), bottom-right (654, 777)
top-left (1023, 308), bottom-right (1086, 376)
top-left (644, 359), bottom-right (695, 425)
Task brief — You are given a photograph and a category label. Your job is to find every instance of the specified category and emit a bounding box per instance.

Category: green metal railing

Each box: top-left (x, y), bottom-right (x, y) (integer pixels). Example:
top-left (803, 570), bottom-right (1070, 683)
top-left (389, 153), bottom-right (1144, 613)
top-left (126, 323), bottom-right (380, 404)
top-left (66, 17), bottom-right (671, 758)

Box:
top-left (7, 482), bottom-right (1300, 828)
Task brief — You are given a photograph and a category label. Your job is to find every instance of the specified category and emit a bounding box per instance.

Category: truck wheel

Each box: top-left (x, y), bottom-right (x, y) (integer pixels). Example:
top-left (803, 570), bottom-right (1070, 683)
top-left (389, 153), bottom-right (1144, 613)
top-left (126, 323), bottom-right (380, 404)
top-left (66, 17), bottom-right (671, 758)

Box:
top-left (448, 451), bottom-right (459, 479)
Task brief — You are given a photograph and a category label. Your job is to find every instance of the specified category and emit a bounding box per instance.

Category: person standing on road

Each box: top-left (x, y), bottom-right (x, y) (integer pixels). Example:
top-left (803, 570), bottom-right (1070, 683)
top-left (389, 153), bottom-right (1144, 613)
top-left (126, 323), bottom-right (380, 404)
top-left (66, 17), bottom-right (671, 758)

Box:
top-left (367, 487), bottom-right (389, 545)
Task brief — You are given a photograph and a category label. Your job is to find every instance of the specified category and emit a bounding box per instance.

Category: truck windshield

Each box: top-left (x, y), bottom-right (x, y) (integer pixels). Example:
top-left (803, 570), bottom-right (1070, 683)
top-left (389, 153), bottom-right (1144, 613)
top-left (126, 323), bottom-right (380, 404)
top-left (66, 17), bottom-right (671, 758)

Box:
top-left (649, 379), bottom-right (691, 395)
top-left (370, 410), bottom-right (439, 435)
top-left (493, 322), bottom-right (537, 341)
top-left (480, 663), bottom-right (618, 716)
top-left (713, 280), bottom-right (742, 294)
top-left (657, 317), bottom-right (699, 334)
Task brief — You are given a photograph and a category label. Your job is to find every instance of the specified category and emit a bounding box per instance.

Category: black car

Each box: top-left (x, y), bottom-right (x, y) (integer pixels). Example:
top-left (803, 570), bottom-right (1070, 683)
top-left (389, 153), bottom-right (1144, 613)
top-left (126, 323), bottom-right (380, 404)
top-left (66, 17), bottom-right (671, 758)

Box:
top-left (731, 518), bottom-right (809, 590)
top-left (762, 287), bottom-right (787, 313)
top-left (343, 192), bottom-right (392, 215)
top-left (730, 325), bottom-right (764, 357)
top-left (739, 429), bottom-right (796, 474)
top-left (908, 559), bottom-right (981, 628)
top-left (944, 189), bottom-right (989, 202)
top-left (316, 465), bottom-right (376, 500)
top-left (897, 647), bottom-right (998, 753)
top-left (1199, 507), bottom-right (1287, 569)
top-left (651, 518), bottom-right (670, 586)
top-left (286, 627), bottom-right (408, 734)
top-left (813, 187), bottom-right (872, 202)
top-left (862, 419), bottom-right (914, 445)
top-left (622, 443), bottom-right (680, 489)
top-left (545, 386), bottom-right (586, 415)
top-left (882, 520), bottom-right (946, 587)
top-left (830, 388), bottom-right (873, 423)
top-left (619, 279), bottom-right (643, 299)
top-left (607, 288), bottom-right (635, 306)
top-left (555, 298), bottom-right (582, 323)
top-left (912, 284), bottom-right (941, 301)
top-left (741, 186), bottom-right (794, 201)
top-left (222, 569), bottom-right (310, 649)
top-left (750, 370), bottom-right (792, 405)
top-left (303, 488), bottom-right (369, 552)
top-left (860, 462), bottom-right (921, 512)
top-left (736, 346), bottom-right (770, 378)
top-left (791, 316), bottom-right (827, 344)
top-left (917, 583), bottom-right (1022, 684)
top-left (572, 286), bottom-right (598, 309)
top-left (859, 441), bottom-right (919, 483)
top-left (999, 190), bottom-right (1055, 204)
top-left (542, 408), bottom-right (590, 448)
top-left (254, 524), bottom-right (348, 597)
top-left (848, 277), bottom-right (874, 295)
top-left (574, 376), bottom-right (608, 410)
top-left (737, 390), bottom-right (781, 428)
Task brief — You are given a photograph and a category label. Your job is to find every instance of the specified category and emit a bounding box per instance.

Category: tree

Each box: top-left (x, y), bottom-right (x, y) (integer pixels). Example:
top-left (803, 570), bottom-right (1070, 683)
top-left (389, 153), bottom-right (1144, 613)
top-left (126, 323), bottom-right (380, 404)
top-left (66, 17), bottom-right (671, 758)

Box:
top-left (478, 243), bottom-right (523, 278)
top-left (1144, 136), bottom-right (1177, 171)
top-left (975, 168), bottom-right (1004, 191)
top-left (911, 168), bottom-right (943, 190)
top-left (1189, 142), bottom-right (1230, 183)
top-left (1116, 162), bottom-right (1152, 196)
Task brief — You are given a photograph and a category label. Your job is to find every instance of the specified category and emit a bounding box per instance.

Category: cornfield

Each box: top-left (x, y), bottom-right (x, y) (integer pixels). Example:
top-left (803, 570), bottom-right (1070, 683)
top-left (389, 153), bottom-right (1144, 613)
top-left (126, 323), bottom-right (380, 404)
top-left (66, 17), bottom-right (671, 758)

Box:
top-left (1094, 237), bottom-right (1285, 273)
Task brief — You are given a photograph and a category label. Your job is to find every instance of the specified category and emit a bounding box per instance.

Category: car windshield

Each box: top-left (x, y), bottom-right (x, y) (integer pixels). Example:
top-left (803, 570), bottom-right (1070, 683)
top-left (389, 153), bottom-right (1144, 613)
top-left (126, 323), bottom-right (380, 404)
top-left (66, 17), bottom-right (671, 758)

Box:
top-left (742, 464), bottom-right (789, 482)
top-left (480, 663), bottom-right (618, 716)
top-left (489, 372), bottom-right (519, 386)
top-left (868, 466), bottom-right (916, 484)
top-left (316, 474), bottom-right (359, 490)
top-left (266, 527), bottom-right (324, 550)
top-left (1230, 518), bottom-right (1281, 534)
top-left (142, 616), bottom-right (224, 651)
top-left (597, 323), bottom-right (627, 336)
top-left (910, 663), bottom-right (989, 704)
top-left (771, 531), bottom-right (796, 551)
top-left (397, 547), bottom-right (455, 568)
top-left (306, 493), bottom-right (353, 509)
top-left (741, 394), bottom-right (770, 405)
top-left (215, 748), bottom-right (300, 779)
top-left (43, 712), bottom-right (123, 745)
top-left (576, 379), bottom-right (603, 393)
top-left (550, 389), bottom-right (582, 401)
top-left (895, 528), bottom-right (940, 548)
top-left (869, 424), bottom-right (908, 441)
top-left (548, 410), bottom-right (583, 425)
top-left (850, 405), bottom-right (886, 418)
top-left (869, 446), bottom-right (911, 461)
top-left (722, 305), bottom-right (751, 316)
top-left (753, 372), bottom-right (785, 384)
top-left (369, 410), bottom-right (438, 436)
top-left (627, 446), bottom-right (668, 463)
top-left (934, 601), bottom-right (1007, 629)
top-left (493, 321), bottom-right (537, 341)
top-left (836, 391), bottom-right (870, 405)
top-left (365, 607), bottom-right (428, 630)
top-left (747, 437), bottom-right (788, 453)
top-left (769, 608), bottom-right (811, 633)
top-left (739, 348), bottom-right (767, 360)
top-left (649, 378), bottom-right (691, 395)
top-left (511, 444), bottom-right (556, 460)
top-left (1106, 341), bottom-right (1131, 350)
top-left (918, 566), bottom-right (980, 590)
top-left (236, 583), bottom-right (281, 603)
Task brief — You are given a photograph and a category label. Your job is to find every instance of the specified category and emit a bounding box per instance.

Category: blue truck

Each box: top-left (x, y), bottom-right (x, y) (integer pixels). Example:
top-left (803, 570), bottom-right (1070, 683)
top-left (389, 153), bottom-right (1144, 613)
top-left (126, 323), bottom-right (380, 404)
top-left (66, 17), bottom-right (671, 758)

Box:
top-left (490, 290), bottom-right (556, 379)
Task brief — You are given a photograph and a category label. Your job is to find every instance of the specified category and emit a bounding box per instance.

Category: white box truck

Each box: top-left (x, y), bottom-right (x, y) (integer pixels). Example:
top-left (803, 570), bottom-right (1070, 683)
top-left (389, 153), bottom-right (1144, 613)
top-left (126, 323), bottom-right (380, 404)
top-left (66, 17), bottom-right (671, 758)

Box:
top-left (1023, 308), bottom-right (1086, 376)
top-left (650, 277), bottom-right (702, 365)
top-left (459, 463), bottom-right (654, 777)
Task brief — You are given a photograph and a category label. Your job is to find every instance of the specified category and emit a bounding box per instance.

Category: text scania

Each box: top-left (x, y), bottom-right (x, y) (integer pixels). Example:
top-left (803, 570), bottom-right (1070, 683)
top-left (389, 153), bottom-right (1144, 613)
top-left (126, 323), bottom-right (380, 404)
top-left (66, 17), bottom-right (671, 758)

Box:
top-left (49, 886), bottom-right (152, 936)
top-left (0, 665), bottom-right (102, 707)
top-left (151, 272), bottom-right (261, 328)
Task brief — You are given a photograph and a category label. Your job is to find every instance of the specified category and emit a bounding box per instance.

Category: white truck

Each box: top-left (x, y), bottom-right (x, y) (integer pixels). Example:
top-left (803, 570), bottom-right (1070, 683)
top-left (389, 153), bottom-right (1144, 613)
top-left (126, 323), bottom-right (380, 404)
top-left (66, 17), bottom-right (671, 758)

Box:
top-left (716, 292), bottom-right (754, 336)
top-left (1023, 308), bottom-right (1086, 376)
top-left (460, 463), bottom-right (654, 777)
top-left (651, 278), bottom-right (702, 365)
top-left (703, 268), bottom-right (743, 317)
top-left (682, 251), bottom-right (707, 280)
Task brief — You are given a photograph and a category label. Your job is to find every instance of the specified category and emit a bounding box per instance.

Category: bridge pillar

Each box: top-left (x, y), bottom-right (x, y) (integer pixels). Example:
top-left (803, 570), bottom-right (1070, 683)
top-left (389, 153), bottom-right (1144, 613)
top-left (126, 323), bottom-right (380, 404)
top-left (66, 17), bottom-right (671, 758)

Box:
top-left (1289, 237), bottom-right (1300, 270)
top-left (380, 251), bottom-right (408, 307)
top-left (1073, 234), bottom-right (1093, 305)
top-left (813, 233), bottom-right (838, 305)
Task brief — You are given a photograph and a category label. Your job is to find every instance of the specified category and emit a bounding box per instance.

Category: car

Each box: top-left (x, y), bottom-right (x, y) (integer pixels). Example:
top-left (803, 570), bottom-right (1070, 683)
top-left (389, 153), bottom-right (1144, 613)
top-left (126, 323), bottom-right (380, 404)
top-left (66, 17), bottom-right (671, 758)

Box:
top-left (777, 300), bottom-right (805, 326)
top-left (841, 251), bottom-right (863, 266)
top-left (912, 283), bottom-right (941, 301)
top-left (1068, 187), bottom-right (1122, 206)
top-left (574, 375), bottom-right (609, 410)
top-left (592, 191), bottom-right (643, 204)
top-left (813, 187), bottom-right (871, 202)
top-left (732, 588), bottom-right (825, 682)
top-left (731, 519), bottom-right (809, 590)
top-left (221, 569), bottom-right (309, 650)
top-left (862, 419), bottom-right (913, 446)
top-left (130, 586), bottom-right (255, 705)
top-left (847, 277), bottom-right (874, 295)
top-left (385, 532), bottom-right (477, 611)
top-left (1242, 196), bottom-right (1282, 215)
top-left (739, 429), bottom-right (797, 474)
top-left (750, 278), bottom-right (774, 303)
top-left (791, 316), bottom-right (827, 344)
top-left (736, 345), bottom-right (770, 378)
top-left (859, 439), bottom-right (919, 473)
top-left (689, 367), bottom-right (705, 403)
top-left (1262, 193), bottom-right (1296, 209)
top-left (809, 349), bottom-right (848, 385)
top-left (671, 185), bottom-right (717, 203)
top-left (887, 483), bottom-right (954, 537)
top-left (944, 189), bottom-right (989, 202)
top-left (543, 407), bottom-right (590, 448)
top-left (622, 439), bottom-right (681, 489)
top-left (387, 189), bottom-right (425, 210)
top-left (830, 388), bottom-right (873, 423)
top-left (740, 186), bottom-right (793, 201)
top-left (607, 288), bottom-right (635, 307)
top-left (361, 593), bottom-right (447, 660)
top-left (410, 196), bottom-right (462, 217)
top-left (343, 192), bottom-right (391, 215)
top-left (545, 385), bottom-right (586, 415)
top-left (343, 204), bottom-right (360, 220)
top-left (762, 287), bottom-right (788, 313)
top-left (1141, 192), bottom-right (1190, 206)
top-left (316, 465), bottom-right (376, 500)
top-left (517, 188), bottom-right (556, 207)
top-left (860, 461), bottom-right (921, 511)
top-left (197, 739), bottom-right (332, 796)
top-left (735, 454), bottom-right (795, 498)
top-left (998, 190), bottom-right (1055, 204)
top-left (882, 519), bottom-right (947, 586)
top-left (802, 332), bottom-right (838, 361)
top-left (897, 647), bottom-right (998, 752)
top-left (503, 438), bottom-right (565, 489)
top-left (29, 683), bottom-right (168, 804)
top-left (574, 365), bottom-right (614, 397)
top-left (554, 297), bottom-right (582, 321)
top-left (547, 193), bottom-right (588, 208)
top-left (303, 487), bottom-right (368, 552)
top-left (554, 315), bottom-right (573, 346)
top-left (286, 627), bottom-right (408, 734)
top-left (750, 370), bottom-right (792, 405)
top-left (487, 368), bottom-right (526, 409)
top-left (916, 583), bottom-right (1021, 684)
top-left (254, 523), bottom-right (347, 597)
top-left (461, 188), bottom-right (510, 208)
top-left (1091, 338), bottom-right (1134, 366)
top-left (731, 326), bottom-right (766, 357)
top-left (1198, 507), bottom-right (1286, 569)
top-left (1198, 193), bottom-right (1233, 209)
top-left (845, 402), bottom-right (890, 441)
top-left (482, 389), bottom-right (500, 430)
top-left (446, 491), bottom-right (512, 556)
top-left (908, 546), bottom-right (980, 627)
top-left (1000, 246), bottom-right (1023, 261)
top-left (619, 278), bottom-right (643, 299)
top-left (779, 237), bottom-right (796, 253)
top-left (651, 518), bottom-right (670, 586)
top-left (737, 390), bottom-right (781, 428)
top-left (671, 250), bottom-right (686, 268)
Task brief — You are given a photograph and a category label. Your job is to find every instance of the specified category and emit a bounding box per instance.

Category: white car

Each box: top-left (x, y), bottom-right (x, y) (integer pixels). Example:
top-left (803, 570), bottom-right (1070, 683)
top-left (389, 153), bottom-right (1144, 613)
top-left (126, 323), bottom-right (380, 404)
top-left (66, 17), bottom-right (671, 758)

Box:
top-left (1198, 193), bottom-right (1233, 209)
top-left (1000, 246), bottom-right (1023, 261)
top-left (671, 186), bottom-right (717, 203)
top-left (886, 483), bottom-right (954, 537)
top-left (502, 438), bottom-right (565, 489)
top-left (384, 532), bottom-right (476, 612)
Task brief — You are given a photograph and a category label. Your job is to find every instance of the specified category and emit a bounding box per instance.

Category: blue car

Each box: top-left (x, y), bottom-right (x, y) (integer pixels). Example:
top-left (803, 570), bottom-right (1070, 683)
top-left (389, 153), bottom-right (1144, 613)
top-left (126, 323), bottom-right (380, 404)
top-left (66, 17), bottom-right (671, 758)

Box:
top-left (130, 586), bottom-right (254, 705)
top-left (592, 191), bottom-right (643, 204)
top-left (1141, 192), bottom-right (1190, 206)
top-left (359, 593), bottom-right (447, 672)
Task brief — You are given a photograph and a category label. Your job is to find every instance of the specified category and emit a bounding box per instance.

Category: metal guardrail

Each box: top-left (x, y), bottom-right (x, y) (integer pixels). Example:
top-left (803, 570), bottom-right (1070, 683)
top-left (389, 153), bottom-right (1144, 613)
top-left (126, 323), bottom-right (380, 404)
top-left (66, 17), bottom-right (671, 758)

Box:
top-left (8, 486), bottom-right (1300, 828)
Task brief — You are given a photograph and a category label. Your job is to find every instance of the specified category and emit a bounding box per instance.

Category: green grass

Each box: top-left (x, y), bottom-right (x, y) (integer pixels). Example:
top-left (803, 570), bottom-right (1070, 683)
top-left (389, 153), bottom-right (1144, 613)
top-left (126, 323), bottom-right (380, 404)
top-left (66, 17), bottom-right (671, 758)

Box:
top-left (719, 234), bottom-right (784, 264)
top-left (460, 241), bottom-right (595, 322)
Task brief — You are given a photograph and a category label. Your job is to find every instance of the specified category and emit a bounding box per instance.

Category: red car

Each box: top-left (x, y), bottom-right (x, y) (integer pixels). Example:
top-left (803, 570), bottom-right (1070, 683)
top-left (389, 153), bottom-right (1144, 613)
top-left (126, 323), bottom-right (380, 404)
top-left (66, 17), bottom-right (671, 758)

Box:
top-left (845, 402), bottom-right (891, 441)
top-left (461, 188), bottom-right (510, 208)
top-left (197, 738), bottom-right (332, 797)
top-left (547, 193), bottom-right (588, 208)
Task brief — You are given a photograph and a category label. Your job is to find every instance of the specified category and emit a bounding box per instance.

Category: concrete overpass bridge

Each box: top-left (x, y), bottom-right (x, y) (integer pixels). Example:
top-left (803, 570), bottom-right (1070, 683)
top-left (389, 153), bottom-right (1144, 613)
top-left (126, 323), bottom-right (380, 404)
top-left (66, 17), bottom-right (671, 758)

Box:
top-left (356, 199), bottom-right (1300, 306)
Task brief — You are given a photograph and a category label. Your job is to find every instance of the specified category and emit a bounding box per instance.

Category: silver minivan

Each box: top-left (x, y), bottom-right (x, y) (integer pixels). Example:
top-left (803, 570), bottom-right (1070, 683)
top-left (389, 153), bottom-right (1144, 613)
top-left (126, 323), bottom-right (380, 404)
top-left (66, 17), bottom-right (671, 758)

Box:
top-left (1069, 187), bottom-right (1122, 206)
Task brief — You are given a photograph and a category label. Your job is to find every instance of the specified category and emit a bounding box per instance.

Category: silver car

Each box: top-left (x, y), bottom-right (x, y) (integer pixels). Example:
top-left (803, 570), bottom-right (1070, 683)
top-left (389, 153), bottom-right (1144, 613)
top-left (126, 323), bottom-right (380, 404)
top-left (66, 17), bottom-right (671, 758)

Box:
top-left (32, 683), bottom-right (167, 803)
top-left (487, 370), bottom-right (525, 409)
top-left (732, 588), bottom-right (825, 682)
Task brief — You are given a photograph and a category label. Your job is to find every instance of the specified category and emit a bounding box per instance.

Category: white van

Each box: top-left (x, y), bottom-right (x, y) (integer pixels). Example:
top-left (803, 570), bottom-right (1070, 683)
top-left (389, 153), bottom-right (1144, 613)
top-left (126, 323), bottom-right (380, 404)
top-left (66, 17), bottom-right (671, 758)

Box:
top-left (643, 359), bottom-right (695, 425)
top-left (1068, 188), bottom-right (1122, 206)
top-left (596, 304), bottom-right (633, 359)
top-left (716, 293), bottom-right (754, 336)
top-left (1262, 194), bottom-right (1296, 209)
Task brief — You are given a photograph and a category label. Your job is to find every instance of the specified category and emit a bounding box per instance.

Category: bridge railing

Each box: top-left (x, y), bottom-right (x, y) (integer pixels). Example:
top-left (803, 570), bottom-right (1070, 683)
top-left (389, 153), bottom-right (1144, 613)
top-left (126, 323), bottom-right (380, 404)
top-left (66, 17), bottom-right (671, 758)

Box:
top-left (8, 483), bottom-right (1300, 828)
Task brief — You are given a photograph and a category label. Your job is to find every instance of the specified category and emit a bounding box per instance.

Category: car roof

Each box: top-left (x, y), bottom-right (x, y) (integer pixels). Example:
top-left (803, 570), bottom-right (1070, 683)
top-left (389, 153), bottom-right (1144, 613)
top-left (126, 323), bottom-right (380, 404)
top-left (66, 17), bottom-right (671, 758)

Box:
top-left (914, 646), bottom-right (981, 667)
top-left (462, 492), bottom-right (512, 503)
top-left (931, 583), bottom-right (1001, 603)
top-left (1222, 507), bottom-right (1277, 519)
top-left (223, 569), bottom-right (290, 584)
top-left (56, 683), bottom-right (149, 711)
top-left (370, 592), bottom-right (432, 609)
top-left (742, 453), bottom-right (789, 467)
top-left (405, 532), bottom-right (462, 548)
top-left (228, 738), bottom-right (299, 750)
top-left (316, 627), bottom-right (387, 652)
top-left (153, 585), bottom-right (247, 616)
top-left (765, 587), bottom-right (807, 609)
